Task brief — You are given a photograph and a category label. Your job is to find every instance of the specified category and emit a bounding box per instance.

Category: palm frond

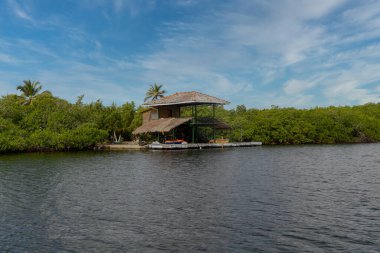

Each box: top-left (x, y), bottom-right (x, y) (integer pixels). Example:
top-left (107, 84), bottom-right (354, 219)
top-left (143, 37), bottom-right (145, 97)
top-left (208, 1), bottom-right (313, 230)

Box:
top-left (16, 80), bottom-right (43, 105)
top-left (144, 83), bottom-right (167, 102)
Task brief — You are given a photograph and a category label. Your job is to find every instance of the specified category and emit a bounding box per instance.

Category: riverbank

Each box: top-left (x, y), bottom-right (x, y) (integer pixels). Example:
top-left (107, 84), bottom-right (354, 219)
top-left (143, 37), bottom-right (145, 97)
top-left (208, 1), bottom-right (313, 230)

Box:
top-left (2, 141), bottom-right (379, 154)
top-left (103, 141), bottom-right (263, 150)
top-left (1, 92), bottom-right (380, 153)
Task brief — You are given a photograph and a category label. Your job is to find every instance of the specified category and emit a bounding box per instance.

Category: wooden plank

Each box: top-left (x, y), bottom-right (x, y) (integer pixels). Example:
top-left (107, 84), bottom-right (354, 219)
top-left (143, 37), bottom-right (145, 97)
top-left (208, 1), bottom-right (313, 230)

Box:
top-left (148, 142), bottom-right (262, 150)
top-left (104, 144), bottom-right (148, 150)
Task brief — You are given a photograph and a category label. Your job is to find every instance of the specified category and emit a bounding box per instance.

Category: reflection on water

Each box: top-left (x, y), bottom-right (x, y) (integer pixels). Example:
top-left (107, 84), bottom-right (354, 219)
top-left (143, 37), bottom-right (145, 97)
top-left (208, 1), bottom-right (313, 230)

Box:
top-left (1, 144), bottom-right (380, 252)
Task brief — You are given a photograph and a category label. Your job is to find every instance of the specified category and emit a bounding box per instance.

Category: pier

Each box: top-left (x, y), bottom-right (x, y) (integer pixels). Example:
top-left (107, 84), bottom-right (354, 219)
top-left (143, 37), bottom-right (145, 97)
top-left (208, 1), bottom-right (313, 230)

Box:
top-left (148, 142), bottom-right (262, 150)
top-left (104, 141), bottom-right (262, 150)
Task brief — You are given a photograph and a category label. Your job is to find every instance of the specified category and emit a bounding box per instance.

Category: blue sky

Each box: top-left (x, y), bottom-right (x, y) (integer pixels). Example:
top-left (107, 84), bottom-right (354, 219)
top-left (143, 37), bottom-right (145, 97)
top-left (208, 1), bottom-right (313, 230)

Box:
top-left (1, 0), bottom-right (380, 108)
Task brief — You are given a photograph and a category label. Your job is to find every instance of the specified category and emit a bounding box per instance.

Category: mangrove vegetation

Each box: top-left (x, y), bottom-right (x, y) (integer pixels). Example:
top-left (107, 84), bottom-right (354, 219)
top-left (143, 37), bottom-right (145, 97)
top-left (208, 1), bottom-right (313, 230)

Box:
top-left (1, 81), bottom-right (380, 153)
top-left (0, 81), bottom-right (140, 152)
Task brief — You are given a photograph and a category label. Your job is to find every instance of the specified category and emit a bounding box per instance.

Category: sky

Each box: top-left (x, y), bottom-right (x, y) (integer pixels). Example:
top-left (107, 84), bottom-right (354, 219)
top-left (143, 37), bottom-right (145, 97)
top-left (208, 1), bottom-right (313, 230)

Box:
top-left (1, 0), bottom-right (380, 108)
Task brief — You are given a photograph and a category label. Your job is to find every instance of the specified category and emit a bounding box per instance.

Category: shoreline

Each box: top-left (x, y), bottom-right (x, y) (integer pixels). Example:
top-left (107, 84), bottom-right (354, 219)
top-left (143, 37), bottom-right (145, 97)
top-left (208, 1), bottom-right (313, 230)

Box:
top-left (1, 141), bottom-right (379, 155)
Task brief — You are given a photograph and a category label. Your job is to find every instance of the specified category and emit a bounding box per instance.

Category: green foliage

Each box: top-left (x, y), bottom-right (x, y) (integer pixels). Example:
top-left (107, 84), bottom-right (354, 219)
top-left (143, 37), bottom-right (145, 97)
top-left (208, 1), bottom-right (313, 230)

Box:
top-left (129, 106), bottom-right (144, 133)
top-left (1, 84), bottom-right (380, 153)
top-left (144, 83), bottom-right (166, 102)
top-left (222, 104), bottom-right (380, 144)
top-left (0, 91), bottom-right (137, 153)
top-left (141, 102), bottom-right (380, 145)
top-left (16, 80), bottom-right (43, 105)
top-left (0, 117), bottom-right (27, 152)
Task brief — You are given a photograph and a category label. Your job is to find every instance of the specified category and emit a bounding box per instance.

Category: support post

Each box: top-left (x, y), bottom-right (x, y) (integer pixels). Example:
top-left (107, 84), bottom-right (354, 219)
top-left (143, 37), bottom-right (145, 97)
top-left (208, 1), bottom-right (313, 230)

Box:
top-left (195, 105), bottom-right (197, 143)
top-left (212, 104), bottom-right (216, 141)
top-left (192, 105), bottom-right (195, 143)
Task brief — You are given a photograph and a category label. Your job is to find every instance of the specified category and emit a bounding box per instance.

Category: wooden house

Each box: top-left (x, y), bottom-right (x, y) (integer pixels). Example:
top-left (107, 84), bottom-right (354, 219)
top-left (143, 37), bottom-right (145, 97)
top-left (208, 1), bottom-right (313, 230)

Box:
top-left (133, 91), bottom-right (230, 143)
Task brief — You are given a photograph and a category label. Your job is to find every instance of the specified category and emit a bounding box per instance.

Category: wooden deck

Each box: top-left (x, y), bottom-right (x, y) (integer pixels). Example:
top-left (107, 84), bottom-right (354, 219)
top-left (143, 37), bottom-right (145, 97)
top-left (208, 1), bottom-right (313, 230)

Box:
top-left (103, 141), bottom-right (262, 150)
top-left (103, 143), bottom-right (147, 150)
top-left (148, 142), bottom-right (262, 150)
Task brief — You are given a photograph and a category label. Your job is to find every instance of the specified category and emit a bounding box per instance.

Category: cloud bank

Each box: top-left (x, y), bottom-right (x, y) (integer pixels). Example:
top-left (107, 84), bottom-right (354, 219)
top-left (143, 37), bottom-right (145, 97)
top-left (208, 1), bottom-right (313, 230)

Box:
top-left (1, 0), bottom-right (380, 108)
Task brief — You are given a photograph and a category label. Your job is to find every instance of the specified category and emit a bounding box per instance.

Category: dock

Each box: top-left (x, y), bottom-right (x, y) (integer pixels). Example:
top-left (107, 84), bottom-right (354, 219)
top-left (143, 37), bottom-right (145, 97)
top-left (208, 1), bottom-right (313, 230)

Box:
top-left (148, 142), bottom-right (262, 150)
top-left (103, 142), bottom-right (262, 150)
top-left (102, 143), bottom-right (147, 150)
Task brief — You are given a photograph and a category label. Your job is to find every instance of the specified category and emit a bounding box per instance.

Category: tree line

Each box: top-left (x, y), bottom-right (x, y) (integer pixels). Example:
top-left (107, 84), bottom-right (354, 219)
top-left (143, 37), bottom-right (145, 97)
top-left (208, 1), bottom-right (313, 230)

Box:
top-left (0, 81), bottom-right (142, 152)
top-left (1, 81), bottom-right (379, 152)
top-left (220, 104), bottom-right (380, 144)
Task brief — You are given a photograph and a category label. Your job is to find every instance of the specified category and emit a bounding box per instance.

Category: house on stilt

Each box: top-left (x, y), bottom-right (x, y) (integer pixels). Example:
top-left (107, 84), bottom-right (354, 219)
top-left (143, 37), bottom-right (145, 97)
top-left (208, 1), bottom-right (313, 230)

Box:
top-left (132, 91), bottom-right (231, 144)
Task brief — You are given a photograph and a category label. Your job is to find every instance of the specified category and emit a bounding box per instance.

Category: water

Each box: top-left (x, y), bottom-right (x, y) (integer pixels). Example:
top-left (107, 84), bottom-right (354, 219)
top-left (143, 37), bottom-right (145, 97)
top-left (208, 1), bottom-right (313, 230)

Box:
top-left (1, 144), bottom-right (380, 252)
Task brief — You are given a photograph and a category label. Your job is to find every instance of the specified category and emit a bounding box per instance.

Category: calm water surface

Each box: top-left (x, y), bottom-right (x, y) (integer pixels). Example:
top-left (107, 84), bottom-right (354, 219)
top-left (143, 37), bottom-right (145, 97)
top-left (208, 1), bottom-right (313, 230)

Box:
top-left (1, 144), bottom-right (380, 252)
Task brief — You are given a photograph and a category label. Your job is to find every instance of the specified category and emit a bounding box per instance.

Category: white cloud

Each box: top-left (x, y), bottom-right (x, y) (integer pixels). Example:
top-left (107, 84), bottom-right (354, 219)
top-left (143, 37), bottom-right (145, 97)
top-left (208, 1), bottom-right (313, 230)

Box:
top-left (32, 60), bottom-right (140, 104)
top-left (1, 0), bottom-right (380, 108)
top-left (325, 82), bottom-right (380, 105)
top-left (283, 80), bottom-right (315, 95)
top-left (7, 0), bottom-right (35, 24)
top-left (137, 0), bottom-right (346, 87)
top-left (321, 62), bottom-right (380, 104)
top-left (293, 95), bottom-right (315, 107)
top-left (81, 0), bottom-right (156, 16)
top-left (0, 53), bottom-right (20, 64)
top-left (126, 0), bottom-right (380, 107)
top-left (175, 0), bottom-right (199, 6)
top-left (342, 1), bottom-right (380, 25)
top-left (220, 0), bottom-right (345, 65)
top-left (113, 0), bottom-right (124, 13)
top-left (6, 0), bottom-right (34, 21)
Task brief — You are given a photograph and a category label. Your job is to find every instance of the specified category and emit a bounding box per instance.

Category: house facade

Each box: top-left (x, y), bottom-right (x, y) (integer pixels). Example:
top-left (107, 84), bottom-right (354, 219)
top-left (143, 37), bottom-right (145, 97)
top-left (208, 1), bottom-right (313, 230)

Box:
top-left (133, 91), bottom-right (230, 143)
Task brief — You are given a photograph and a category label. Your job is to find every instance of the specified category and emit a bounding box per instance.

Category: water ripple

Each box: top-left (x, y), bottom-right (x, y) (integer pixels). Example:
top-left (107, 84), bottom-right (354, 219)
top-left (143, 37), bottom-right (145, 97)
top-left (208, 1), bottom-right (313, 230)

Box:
top-left (1, 144), bottom-right (380, 252)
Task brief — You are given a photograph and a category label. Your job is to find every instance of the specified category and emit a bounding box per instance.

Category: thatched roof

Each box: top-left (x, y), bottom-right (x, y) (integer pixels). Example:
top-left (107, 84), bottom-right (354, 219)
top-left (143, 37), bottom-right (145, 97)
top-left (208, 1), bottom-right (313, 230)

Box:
top-left (132, 117), bottom-right (192, 135)
top-left (144, 91), bottom-right (229, 107)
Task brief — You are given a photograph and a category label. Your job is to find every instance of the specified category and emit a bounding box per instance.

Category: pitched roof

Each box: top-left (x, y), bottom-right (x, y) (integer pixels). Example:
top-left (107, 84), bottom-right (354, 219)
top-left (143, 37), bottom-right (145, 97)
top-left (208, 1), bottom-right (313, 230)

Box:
top-left (132, 117), bottom-right (192, 135)
top-left (144, 91), bottom-right (229, 106)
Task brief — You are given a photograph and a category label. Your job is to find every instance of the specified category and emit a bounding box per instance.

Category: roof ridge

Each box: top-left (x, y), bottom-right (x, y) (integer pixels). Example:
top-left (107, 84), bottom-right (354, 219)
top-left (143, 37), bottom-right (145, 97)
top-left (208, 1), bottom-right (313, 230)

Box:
top-left (143, 90), bottom-right (229, 106)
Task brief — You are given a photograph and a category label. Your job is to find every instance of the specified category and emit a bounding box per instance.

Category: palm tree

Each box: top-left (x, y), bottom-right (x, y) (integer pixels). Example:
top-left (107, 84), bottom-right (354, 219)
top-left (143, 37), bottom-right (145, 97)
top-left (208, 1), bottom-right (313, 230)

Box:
top-left (17, 80), bottom-right (42, 105)
top-left (144, 83), bottom-right (166, 102)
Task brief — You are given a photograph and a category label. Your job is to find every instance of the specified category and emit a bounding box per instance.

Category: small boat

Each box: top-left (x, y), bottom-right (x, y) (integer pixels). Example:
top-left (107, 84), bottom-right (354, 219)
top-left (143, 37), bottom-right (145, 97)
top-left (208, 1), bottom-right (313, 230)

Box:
top-left (164, 139), bottom-right (185, 144)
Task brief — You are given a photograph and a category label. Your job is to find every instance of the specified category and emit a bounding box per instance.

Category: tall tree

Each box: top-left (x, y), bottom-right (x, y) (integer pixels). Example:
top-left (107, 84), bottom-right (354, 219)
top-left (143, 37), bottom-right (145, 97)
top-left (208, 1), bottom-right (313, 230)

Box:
top-left (16, 80), bottom-right (42, 105)
top-left (144, 83), bottom-right (166, 102)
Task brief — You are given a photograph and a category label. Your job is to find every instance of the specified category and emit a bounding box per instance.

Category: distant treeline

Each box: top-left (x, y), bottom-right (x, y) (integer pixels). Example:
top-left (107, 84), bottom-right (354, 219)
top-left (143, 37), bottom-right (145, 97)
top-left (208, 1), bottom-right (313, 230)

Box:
top-left (220, 104), bottom-right (380, 144)
top-left (0, 92), bottom-right (141, 152)
top-left (1, 91), bottom-right (380, 152)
